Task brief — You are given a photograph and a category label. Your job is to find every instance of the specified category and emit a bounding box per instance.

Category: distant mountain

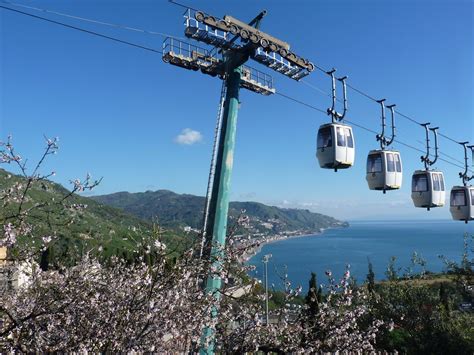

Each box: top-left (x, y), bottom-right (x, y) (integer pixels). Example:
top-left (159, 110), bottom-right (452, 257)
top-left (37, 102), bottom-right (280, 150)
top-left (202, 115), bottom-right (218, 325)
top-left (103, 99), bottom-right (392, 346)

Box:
top-left (91, 190), bottom-right (348, 236)
top-left (0, 169), bottom-right (187, 260)
top-left (0, 163), bottom-right (345, 263)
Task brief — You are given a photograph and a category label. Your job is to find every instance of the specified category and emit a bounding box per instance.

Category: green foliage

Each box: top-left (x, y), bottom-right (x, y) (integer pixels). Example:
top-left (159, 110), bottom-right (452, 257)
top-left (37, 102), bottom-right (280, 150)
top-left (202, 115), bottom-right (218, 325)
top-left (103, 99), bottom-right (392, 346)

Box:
top-left (385, 256), bottom-right (400, 281)
top-left (367, 260), bottom-right (375, 294)
top-left (0, 168), bottom-right (191, 263)
top-left (371, 261), bottom-right (474, 354)
top-left (305, 272), bottom-right (322, 317)
top-left (439, 282), bottom-right (450, 312)
top-left (268, 290), bottom-right (304, 310)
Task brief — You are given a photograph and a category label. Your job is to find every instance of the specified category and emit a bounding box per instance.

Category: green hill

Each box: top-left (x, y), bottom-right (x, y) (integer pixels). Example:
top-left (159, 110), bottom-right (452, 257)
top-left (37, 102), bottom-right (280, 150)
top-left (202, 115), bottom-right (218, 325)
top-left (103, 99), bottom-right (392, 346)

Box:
top-left (91, 190), bottom-right (347, 236)
top-left (0, 169), bottom-right (188, 261)
top-left (0, 166), bottom-right (346, 263)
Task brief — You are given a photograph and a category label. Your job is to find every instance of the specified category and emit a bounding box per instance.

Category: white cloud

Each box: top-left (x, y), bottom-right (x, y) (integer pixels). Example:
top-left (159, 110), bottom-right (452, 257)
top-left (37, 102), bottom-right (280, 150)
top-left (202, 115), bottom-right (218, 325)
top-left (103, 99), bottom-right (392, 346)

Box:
top-left (174, 128), bottom-right (203, 145)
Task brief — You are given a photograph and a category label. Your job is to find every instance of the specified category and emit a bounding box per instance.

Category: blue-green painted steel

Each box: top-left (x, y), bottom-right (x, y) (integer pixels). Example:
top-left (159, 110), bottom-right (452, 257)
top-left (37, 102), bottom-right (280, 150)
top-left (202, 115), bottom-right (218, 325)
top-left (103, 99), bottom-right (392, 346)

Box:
top-left (199, 64), bottom-right (242, 354)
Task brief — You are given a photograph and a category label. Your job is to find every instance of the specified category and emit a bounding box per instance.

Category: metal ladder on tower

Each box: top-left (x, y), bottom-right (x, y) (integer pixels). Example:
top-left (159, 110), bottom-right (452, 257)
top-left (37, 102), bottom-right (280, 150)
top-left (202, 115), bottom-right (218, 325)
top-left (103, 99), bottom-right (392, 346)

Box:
top-left (199, 80), bottom-right (227, 259)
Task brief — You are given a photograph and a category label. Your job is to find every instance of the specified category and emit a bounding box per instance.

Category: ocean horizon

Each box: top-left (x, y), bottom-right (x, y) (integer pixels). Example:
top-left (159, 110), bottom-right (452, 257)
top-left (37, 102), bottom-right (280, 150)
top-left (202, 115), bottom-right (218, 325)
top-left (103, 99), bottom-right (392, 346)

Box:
top-left (248, 219), bottom-right (474, 291)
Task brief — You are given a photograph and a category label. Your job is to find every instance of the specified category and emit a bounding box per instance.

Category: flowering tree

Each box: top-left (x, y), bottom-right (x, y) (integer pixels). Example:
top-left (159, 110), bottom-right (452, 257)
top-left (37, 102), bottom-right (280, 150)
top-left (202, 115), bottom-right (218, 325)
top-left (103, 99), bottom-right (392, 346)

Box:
top-left (0, 136), bottom-right (385, 352)
top-left (217, 267), bottom-right (383, 353)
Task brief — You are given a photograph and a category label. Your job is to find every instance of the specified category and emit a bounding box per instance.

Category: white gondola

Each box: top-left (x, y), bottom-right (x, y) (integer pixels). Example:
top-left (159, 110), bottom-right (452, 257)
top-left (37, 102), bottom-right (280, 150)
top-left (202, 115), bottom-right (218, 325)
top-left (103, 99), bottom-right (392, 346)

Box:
top-left (316, 122), bottom-right (355, 171)
top-left (366, 100), bottom-right (402, 193)
top-left (450, 186), bottom-right (474, 223)
top-left (366, 149), bottom-right (403, 192)
top-left (411, 170), bottom-right (446, 210)
top-left (411, 124), bottom-right (446, 210)
top-left (449, 142), bottom-right (474, 223)
top-left (316, 70), bottom-right (354, 172)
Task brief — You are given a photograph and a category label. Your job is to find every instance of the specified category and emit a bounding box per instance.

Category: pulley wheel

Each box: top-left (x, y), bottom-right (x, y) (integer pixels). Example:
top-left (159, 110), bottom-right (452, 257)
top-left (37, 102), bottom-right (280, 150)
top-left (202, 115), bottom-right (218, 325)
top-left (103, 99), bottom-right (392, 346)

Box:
top-left (260, 38), bottom-right (269, 48)
top-left (218, 20), bottom-right (229, 31)
top-left (279, 48), bottom-right (288, 57)
top-left (287, 52), bottom-right (297, 61)
top-left (230, 24), bottom-right (239, 35)
top-left (206, 16), bottom-right (217, 26)
top-left (307, 62), bottom-right (315, 72)
top-left (195, 11), bottom-right (205, 22)
top-left (269, 43), bottom-right (278, 52)
top-left (240, 29), bottom-right (249, 39)
top-left (250, 33), bottom-right (259, 44)
top-left (297, 57), bottom-right (306, 67)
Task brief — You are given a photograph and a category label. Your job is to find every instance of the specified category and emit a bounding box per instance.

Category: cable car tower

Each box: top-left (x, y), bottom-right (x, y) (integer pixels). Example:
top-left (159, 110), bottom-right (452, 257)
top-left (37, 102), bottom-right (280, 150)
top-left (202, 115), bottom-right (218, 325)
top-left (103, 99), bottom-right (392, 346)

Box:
top-left (162, 7), bottom-right (314, 354)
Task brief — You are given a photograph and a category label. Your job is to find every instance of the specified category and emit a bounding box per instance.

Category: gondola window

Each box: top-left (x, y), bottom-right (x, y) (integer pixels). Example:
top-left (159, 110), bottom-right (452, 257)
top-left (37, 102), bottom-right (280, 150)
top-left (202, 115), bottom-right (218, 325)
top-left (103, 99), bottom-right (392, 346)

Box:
top-left (412, 174), bottom-right (428, 192)
top-left (367, 154), bottom-right (382, 173)
top-left (317, 127), bottom-right (332, 148)
top-left (451, 190), bottom-right (467, 206)
top-left (345, 128), bottom-right (354, 148)
top-left (386, 153), bottom-right (395, 172)
top-left (336, 127), bottom-right (345, 147)
top-left (394, 153), bottom-right (402, 172)
top-left (439, 174), bottom-right (445, 191)
top-left (433, 174), bottom-right (440, 191)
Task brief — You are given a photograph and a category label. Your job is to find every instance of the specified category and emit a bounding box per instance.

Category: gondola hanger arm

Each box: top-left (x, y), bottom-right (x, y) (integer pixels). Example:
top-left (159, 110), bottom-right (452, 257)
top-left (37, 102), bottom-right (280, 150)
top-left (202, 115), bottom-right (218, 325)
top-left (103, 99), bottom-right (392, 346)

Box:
top-left (385, 103), bottom-right (396, 147)
top-left (336, 75), bottom-right (348, 120)
top-left (467, 145), bottom-right (474, 181)
top-left (459, 141), bottom-right (470, 185)
top-left (326, 68), bottom-right (337, 121)
top-left (420, 122), bottom-right (431, 169)
top-left (325, 69), bottom-right (348, 122)
top-left (429, 126), bottom-right (440, 166)
top-left (376, 99), bottom-right (387, 149)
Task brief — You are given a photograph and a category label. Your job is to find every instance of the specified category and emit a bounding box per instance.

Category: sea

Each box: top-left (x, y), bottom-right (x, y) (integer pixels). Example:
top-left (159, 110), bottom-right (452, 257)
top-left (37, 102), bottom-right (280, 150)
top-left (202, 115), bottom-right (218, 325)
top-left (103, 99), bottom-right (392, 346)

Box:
top-left (247, 220), bottom-right (474, 291)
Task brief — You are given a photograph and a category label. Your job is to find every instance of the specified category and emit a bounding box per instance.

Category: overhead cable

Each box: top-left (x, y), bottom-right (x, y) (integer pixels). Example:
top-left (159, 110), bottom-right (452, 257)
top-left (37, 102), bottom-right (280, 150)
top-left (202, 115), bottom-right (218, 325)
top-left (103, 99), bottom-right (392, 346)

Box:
top-left (301, 80), bottom-right (469, 167)
top-left (276, 90), bottom-right (473, 174)
top-left (275, 92), bottom-right (327, 115)
top-left (2, 2), bottom-right (471, 174)
top-left (1, 0), bottom-right (186, 40)
top-left (0, 4), bottom-right (164, 54)
top-left (311, 63), bottom-right (471, 146)
top-left (5, 1), bottom-right (471, 148)
top-left (168, 0), bottom-right (200, 12)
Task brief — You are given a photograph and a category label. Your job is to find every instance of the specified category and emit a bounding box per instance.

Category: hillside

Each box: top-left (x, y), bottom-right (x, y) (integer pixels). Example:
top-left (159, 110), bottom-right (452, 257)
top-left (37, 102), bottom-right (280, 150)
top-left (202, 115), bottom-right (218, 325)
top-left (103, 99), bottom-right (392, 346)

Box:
top-left (0, 169), bottom-right (188, 260)
top-left (92, 190), bottom-right (348, 236)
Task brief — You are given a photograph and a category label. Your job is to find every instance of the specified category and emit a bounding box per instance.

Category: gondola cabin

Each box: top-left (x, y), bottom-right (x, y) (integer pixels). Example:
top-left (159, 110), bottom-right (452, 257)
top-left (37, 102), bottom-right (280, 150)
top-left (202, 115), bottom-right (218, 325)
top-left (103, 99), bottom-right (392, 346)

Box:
top-left (411, 170), bottom-right (446, 210)
top-left (366, 150), bottom-right (402, 192)
top-left (450, 186), bottom-right (474, 223)
top-left (316, 123), bottom-right (355, 172)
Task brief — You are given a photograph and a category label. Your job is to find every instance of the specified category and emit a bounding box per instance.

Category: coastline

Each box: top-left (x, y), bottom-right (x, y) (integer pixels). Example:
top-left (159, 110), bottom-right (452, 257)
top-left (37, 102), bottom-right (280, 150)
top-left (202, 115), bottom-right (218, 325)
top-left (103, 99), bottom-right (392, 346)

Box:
top-left (239, 227), bottom-right (335, 263)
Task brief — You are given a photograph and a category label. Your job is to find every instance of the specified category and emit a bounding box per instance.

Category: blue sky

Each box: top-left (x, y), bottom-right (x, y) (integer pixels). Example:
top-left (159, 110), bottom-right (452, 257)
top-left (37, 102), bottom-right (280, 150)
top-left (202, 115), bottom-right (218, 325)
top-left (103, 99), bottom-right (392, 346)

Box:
top-left (1, 0), bottom-right (473, 220)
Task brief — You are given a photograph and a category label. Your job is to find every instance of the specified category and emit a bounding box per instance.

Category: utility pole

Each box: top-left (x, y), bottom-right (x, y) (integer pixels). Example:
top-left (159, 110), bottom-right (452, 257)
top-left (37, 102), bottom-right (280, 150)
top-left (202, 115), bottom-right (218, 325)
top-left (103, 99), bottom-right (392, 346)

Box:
top-left (262, 253), bottom-right (272, 325)
top-left (162, 7), bottom-right (313, 354)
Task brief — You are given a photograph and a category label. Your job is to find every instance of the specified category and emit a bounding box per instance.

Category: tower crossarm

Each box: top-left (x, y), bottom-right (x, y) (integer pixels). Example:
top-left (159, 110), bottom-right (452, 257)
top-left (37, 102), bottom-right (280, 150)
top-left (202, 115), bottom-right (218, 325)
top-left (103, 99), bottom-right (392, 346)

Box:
top-left (184, 8), bottom-right (315, 75)
top-left (162, 38), bottom-right (275, 95)
top-left (223, 15), bottom-right (290, 51)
